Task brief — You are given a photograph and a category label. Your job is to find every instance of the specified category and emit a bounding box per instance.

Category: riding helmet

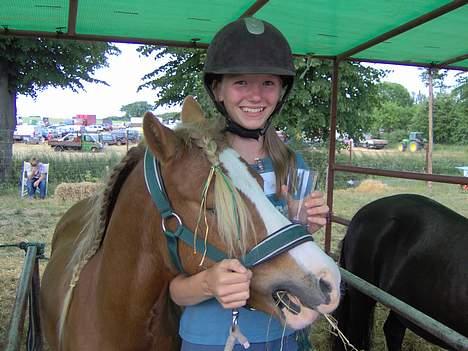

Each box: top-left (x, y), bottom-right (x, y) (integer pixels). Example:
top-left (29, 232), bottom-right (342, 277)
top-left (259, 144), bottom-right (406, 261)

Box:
top-left (203, 17), bottom-right (295, 139)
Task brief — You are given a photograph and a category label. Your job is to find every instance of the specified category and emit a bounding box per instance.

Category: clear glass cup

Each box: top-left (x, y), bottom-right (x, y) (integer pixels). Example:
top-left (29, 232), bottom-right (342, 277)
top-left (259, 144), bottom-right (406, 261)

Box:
top-left (286, 169), bottom-right (318, 225)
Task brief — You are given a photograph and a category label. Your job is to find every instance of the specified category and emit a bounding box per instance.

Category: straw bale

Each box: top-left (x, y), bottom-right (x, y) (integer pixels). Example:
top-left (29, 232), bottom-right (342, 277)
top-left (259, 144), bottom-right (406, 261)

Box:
top-left (54, 182), bottom-right (102, 201)
top-left (354, 179), bottom-right (389, 193)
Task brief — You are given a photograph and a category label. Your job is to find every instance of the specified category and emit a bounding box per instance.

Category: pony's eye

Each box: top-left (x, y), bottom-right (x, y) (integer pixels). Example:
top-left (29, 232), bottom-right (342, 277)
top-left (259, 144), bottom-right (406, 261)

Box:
top-left (206, 208), bottom-right (217, 216)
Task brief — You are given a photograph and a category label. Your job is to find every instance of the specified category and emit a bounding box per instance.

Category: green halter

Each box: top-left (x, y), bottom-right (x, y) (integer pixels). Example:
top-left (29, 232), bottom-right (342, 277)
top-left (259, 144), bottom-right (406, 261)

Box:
top-left (144, 147), bottom-right (313, 272)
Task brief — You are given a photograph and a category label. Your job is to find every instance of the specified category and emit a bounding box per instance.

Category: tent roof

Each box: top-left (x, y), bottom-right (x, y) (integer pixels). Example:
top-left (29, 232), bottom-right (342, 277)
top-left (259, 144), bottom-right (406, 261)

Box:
top-left (1, 0), bottom-right (467, 70)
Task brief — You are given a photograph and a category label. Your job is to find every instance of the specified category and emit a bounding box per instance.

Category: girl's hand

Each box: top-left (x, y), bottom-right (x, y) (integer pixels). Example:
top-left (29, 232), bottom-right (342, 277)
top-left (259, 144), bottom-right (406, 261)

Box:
top-left (204, 259), bottom-right (252, 309)
top-left (303, 191), bottom-right (329, 233)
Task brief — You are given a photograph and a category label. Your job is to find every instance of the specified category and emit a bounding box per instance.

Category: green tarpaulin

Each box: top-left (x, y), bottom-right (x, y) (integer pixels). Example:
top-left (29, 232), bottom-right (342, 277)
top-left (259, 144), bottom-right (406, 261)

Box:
top-left (1, 0), bottom-right (467, 70)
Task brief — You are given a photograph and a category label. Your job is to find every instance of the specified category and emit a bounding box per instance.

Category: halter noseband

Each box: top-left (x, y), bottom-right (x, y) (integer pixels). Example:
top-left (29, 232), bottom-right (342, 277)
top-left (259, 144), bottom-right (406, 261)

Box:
top-left (144, 147), bottom-right (313, 272)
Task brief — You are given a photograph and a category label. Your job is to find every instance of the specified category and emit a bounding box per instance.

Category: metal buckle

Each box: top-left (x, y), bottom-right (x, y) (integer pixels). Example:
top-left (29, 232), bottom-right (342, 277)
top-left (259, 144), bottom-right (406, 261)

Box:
top-left (161, 212), bottom-right (182, 233)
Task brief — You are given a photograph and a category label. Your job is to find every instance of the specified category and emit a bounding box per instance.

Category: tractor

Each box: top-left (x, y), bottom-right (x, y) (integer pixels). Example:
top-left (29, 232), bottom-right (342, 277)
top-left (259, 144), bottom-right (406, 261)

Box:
top-left (399, 132), bottom-right (426, 152)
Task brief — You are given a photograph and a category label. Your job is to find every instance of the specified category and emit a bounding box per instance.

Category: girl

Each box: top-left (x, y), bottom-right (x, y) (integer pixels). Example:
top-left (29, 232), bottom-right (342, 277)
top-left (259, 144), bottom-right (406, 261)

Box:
top-left (170, 17), bottom-right (329, 351)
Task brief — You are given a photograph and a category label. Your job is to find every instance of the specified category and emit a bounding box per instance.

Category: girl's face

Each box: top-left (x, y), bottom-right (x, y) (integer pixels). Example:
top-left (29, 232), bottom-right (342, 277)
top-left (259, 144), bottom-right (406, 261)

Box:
top-left (214, 74), bottom-right (282, 130)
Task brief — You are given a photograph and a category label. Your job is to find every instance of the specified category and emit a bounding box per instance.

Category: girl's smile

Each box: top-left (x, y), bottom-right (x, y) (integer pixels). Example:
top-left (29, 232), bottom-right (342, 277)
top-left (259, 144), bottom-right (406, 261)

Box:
top-left (214, 74), bottom-right (282, 130)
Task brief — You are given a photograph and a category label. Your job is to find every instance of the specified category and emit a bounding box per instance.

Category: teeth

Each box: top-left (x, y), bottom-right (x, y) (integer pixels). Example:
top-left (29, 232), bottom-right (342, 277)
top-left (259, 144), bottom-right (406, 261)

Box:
top-left (242, 107), bottom-right (264, 113)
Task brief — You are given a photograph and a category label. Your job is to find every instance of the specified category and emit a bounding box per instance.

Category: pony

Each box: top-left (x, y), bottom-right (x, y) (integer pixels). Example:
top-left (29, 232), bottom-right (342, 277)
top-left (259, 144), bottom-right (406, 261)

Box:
top-left (40, 97), bottom-right (341, 350)
top-left (333, 194), bottom-right (468, 351)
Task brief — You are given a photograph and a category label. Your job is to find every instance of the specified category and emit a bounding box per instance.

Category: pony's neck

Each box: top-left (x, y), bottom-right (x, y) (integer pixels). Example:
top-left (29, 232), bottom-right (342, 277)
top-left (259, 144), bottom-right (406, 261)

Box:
top-left (227, 132), bottom-right (266, 164)
top-left (96, 171), bottom-right (172, 313)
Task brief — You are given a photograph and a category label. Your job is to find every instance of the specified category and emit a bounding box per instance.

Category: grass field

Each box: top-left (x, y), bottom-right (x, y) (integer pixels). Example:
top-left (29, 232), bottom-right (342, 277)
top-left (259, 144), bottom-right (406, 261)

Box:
top-left (1, 143), bottom-right (466, 350)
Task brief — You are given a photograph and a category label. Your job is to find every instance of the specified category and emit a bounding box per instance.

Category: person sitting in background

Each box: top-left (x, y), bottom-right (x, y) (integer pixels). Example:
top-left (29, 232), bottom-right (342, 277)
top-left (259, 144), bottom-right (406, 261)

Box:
top-left (27, 157), bottom-right (47, 199)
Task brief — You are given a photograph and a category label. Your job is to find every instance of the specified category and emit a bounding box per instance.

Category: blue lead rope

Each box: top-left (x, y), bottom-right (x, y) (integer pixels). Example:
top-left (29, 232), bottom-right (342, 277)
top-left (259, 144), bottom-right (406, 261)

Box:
top-left (144, 148), bottom-right (313, 272)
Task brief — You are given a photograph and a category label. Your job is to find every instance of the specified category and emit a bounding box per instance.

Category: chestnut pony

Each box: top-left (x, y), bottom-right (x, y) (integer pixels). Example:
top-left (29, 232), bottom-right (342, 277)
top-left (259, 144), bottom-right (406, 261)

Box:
top-left (41, 97), bottom-right (341, 350)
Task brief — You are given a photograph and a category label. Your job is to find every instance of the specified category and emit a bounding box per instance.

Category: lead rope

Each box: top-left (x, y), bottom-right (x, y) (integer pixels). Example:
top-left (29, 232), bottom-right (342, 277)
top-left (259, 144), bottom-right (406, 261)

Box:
top-left (224, 309), bottom-right (250, 351)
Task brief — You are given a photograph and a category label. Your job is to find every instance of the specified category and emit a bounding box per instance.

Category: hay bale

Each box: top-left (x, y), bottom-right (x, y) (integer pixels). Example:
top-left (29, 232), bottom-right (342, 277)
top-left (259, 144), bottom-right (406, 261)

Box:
top-left (54, 182), bottom-right (102, 201)
top-left (354, 179), bottom-right (389, 193)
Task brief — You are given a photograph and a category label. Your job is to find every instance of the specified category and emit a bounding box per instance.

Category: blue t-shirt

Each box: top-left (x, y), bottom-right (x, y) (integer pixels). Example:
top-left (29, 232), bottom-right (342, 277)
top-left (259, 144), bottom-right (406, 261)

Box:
top-left (179, 154), bottom-right (312, 345)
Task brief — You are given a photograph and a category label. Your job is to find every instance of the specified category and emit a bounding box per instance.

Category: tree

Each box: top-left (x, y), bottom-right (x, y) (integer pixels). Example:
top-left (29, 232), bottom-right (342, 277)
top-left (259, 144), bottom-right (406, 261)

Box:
top-left (138, 46), bottom-right (385, 142)
top-left (120, 101), bottom-right (154, 118)
top-left (378, 82), bottom-right (413, 107)
top-left (371, 82), bottom-right (414, 132)
top-left (0, 37), bottom-right (119, 183)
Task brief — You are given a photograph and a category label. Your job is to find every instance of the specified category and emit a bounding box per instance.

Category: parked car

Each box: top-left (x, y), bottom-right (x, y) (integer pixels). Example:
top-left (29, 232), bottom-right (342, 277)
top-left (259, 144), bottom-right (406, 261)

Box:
top-left (85, 124), bottom-right (104, 133)
top-left (23, 135), bottom-right (44, 144)
top-left (111, 129), bottom-right (140, 145)
top-left (357, 133), bottom-right (388, 149)
top-left (99, 133), bottom-right (117, 146)
top-left (48, 133), bottom-right (103, 152)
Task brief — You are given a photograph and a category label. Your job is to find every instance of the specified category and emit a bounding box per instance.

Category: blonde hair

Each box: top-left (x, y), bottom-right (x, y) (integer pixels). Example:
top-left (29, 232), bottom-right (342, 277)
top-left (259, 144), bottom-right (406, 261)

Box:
top-left (30, 157), bottom-right (38, 166)
top-left (263, 127), bottom-right (296, 197)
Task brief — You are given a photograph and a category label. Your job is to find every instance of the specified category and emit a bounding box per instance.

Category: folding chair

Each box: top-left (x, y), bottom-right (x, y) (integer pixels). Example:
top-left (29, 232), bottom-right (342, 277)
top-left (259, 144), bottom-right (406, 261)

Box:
top-left (20, 161), bottom-right (49, 198)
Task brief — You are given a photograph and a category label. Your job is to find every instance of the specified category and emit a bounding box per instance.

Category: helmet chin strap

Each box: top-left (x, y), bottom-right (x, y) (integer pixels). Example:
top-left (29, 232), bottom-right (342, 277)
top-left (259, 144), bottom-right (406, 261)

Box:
top-left (218, 102), bottom-right (276, 140)
top-left (224, 117), bottom-right (272, 140)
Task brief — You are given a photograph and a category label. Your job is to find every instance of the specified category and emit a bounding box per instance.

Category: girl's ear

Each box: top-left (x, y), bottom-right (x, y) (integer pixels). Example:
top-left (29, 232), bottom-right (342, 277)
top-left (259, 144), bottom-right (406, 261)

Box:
top-left (212, 81), bottom-right (223, 102)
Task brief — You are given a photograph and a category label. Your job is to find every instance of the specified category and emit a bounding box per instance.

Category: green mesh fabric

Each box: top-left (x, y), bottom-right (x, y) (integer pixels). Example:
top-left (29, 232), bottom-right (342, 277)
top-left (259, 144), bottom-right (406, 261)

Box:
top-left (0, 0), bottom-right (466, 70)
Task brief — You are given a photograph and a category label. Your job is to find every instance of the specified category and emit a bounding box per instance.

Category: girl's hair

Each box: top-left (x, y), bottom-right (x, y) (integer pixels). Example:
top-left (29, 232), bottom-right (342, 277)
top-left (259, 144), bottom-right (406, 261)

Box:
top-left (30, 157), bottom-right (38, 166)
top-left (263, 127), bottom-right (296, 197)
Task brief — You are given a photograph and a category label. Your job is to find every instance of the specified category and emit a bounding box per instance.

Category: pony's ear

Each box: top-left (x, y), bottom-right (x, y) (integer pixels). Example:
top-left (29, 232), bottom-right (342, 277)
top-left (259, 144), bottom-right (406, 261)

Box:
top-left (181, 96), bottom-right (205, 124)
top-left (143, 112), bottom-right (178, 164)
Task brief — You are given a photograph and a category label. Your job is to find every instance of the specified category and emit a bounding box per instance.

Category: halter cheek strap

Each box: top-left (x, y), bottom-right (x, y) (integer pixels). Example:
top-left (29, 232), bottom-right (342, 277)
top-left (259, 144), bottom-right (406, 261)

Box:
top-left (144, 147), bottom-right (313, 272)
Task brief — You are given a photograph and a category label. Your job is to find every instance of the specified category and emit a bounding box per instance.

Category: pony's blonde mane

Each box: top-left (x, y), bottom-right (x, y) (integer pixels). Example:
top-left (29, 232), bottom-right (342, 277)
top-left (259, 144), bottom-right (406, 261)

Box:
top-left (58, 120), bottom-right (257, 344)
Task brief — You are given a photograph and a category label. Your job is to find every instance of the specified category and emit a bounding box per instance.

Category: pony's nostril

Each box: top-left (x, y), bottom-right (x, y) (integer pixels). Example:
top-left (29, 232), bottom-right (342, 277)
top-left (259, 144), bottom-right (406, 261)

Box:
top-left (319, 277), bottom-right (331, 294)
top-left (319, 278), bottom-right (332, 304)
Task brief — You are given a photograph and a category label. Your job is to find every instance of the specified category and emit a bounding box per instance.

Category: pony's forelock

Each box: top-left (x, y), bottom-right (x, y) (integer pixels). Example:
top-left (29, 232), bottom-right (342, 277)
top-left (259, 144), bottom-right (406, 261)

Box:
top-left (214, 172), bottom-right (256, 257)
top-left (176, 120), bottom-right (257, 257)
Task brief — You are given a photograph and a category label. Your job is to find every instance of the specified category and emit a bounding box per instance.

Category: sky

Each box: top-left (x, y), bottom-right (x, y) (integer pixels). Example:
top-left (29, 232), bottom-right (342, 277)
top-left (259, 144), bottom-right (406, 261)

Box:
top-left (16, 43), bottom-right (462, 121)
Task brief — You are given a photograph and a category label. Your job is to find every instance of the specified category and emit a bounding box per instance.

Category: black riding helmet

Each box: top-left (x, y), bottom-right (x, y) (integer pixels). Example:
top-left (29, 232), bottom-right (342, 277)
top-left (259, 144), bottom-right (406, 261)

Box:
top-left (203, 17), bottom-right (295, 139)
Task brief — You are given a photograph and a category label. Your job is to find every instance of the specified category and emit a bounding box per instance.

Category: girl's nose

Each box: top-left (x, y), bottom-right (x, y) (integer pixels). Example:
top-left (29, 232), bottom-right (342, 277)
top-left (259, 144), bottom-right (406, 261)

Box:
top-left (248, 83), bottom-right (262, 100)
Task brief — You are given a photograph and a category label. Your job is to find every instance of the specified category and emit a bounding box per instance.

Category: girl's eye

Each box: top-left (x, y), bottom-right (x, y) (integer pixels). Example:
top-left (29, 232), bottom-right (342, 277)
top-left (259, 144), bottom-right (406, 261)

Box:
top-left (234, 80), bottom-right (247, 86)
top-left (263, 80), bottom-right (276, 86)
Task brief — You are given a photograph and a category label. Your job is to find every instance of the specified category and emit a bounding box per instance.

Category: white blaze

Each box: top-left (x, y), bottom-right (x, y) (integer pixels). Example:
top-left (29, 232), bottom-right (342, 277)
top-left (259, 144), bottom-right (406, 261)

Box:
top-left (219, 148), bottom-right (289, 234)
top-left (218, 148), bottom-right (340, 288)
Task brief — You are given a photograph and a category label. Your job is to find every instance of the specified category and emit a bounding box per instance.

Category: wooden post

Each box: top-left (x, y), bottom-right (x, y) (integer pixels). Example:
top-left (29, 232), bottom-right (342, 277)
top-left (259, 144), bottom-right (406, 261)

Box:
top-left (427, 69), bottom-right (434, 190)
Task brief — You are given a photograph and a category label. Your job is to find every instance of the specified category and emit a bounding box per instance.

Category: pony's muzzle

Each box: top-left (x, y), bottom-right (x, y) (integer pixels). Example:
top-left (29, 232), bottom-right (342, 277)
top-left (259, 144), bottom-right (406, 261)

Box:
top-left (272, 270), bottom-right (340, 316)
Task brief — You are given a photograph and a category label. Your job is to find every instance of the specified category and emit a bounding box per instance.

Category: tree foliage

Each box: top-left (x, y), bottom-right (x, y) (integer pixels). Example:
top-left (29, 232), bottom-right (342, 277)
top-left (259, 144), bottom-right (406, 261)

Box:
top-left (0, 37), bottom-right (119, 97)
top-left (0, 37), bottom-right (119, 182)
top-left (120, 101), bottom-right (154, 117)
top-left (372, 72), bottom-right (468, 145)
top-left (378, 82), bottom-right (413, 107)
top-left (138, 46), bottom-right (384, 141)
top-left (371, 82), bottom-right (414, 133)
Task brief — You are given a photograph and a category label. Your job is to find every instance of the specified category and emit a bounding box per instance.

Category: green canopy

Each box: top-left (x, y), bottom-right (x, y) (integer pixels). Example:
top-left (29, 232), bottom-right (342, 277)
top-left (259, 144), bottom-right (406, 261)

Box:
top-left (1, 0), bottom-right (467, 70)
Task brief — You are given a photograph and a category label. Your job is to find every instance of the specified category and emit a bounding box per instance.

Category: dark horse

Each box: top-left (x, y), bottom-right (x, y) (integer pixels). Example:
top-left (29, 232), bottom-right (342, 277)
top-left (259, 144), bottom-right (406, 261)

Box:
top-left (41, 97), bottom-right (341, 350)
top-left (333, 194), bottom-right (467, 351)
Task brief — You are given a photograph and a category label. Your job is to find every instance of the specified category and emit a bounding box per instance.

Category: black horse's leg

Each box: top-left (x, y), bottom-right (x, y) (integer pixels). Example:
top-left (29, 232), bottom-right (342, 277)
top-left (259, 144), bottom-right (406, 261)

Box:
top-left (345, 287), bottom-right (376, 350)
top-left (383, 311), bottom-right (406, 351)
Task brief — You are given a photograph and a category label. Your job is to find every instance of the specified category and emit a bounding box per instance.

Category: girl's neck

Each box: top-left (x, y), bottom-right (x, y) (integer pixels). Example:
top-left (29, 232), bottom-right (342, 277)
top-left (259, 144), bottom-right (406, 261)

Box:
top-left (227, 133), bottom-right (267, 164)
